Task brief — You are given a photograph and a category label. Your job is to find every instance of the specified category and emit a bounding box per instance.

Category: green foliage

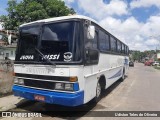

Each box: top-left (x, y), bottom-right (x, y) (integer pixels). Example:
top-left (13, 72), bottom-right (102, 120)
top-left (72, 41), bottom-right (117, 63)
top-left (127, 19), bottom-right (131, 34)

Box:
top-left (154, 66), bottom-right (160, 70)
top-left (0, 0), bottom-right (76, 30)
top-left (131, 51), bottom-right (145, 61)
top-left (130, 50), bottom-right (158, 61)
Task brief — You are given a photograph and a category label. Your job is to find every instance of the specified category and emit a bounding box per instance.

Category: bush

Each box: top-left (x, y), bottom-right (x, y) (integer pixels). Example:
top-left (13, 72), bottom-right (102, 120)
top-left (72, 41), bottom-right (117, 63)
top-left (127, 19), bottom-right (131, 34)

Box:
top-left (154, 66), bottom-right (160, 70)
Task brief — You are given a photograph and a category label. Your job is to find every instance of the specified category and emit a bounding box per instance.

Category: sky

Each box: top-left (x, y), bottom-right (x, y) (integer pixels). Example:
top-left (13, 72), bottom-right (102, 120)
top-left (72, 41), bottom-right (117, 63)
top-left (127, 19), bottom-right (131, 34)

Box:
top-left (0, 0), bottom-right (160, 51)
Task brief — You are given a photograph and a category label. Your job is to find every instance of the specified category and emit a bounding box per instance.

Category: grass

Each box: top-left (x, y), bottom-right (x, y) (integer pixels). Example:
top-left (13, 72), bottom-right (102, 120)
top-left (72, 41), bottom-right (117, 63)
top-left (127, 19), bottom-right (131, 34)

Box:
top-left (154, 66), bottom-right (160, 70)
top-left (0, 107), bottom-right (2, 110)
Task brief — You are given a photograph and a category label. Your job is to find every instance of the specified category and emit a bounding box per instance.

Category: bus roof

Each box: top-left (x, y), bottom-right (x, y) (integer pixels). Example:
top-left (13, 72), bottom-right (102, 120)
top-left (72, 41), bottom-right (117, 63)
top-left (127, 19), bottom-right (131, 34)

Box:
top-left (20, 15), bottom-right (128, 46)
top-left (20, 15), bottom-right (98, 27)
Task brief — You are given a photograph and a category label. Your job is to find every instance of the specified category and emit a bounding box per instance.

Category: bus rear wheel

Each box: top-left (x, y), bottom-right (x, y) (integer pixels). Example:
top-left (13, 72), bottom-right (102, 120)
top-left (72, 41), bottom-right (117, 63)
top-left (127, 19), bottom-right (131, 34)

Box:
top-left (120, 69), bottom-right (125, 82)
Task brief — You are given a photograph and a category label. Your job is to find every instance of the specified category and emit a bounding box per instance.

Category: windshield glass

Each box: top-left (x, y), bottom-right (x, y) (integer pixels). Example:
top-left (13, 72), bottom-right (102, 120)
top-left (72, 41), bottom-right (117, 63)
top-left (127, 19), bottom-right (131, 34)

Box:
top-left (16, 21), bottom-right (81, 63)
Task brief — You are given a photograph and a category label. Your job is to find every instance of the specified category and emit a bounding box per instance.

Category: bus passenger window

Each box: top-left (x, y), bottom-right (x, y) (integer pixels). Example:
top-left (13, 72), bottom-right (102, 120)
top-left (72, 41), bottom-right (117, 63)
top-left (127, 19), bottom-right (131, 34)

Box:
top-left (99, 30), bottom-right (110, 51)
top-left (122, 44), bottom-right (125, 54)
top-left (117, 41), bottom-right (122, 53)
top-left (110, 36), bottom-right (117, 52)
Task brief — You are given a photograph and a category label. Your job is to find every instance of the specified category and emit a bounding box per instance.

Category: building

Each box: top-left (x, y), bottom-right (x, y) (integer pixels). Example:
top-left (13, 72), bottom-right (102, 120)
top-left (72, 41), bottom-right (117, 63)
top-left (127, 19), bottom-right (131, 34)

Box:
top-left (0, 44), bottom-right (17, 60)
top-left (0, 30), bottom-right (18, 60)
top-left (0, 40), bottom-right (7, 46)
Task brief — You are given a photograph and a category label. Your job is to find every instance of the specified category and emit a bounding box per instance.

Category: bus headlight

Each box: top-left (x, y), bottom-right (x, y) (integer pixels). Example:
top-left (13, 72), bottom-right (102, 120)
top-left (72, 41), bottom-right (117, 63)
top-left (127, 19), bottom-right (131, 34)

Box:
top-left (65, 83), bottom-right (73, 91)
top-left (19, 79), bottom-right (24, 85)
top-left (55, 83), bottom-right (73, 91)
top-left (55, 83), bottom-right (64, 90)
top-left (14, 77), bottom-right (19, 84)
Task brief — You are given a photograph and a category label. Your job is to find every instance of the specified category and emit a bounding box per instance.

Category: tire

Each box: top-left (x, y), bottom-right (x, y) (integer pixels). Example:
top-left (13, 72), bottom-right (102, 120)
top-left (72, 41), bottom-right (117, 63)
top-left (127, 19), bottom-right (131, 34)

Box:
top-left (120, 69), bottom-right (125, 82)
top-left (92, 81), bottom-right (102, 103)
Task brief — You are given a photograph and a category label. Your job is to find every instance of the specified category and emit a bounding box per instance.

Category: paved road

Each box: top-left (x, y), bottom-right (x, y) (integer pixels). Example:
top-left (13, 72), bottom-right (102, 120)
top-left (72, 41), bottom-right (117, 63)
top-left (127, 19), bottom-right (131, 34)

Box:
top-left (2, 63), bottom-right (160, 120)
top-left (98, 63), bottom-right (160, 111)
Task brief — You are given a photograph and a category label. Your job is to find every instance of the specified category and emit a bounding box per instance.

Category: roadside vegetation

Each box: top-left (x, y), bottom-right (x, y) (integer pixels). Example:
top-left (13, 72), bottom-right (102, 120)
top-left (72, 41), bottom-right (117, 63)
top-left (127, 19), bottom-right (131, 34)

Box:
top-left (0, 0), bottom-right (76, 30)
top-left (130, 50), bottom-right (160, 62)
top-left (154, 66), bottom-right (160, 70)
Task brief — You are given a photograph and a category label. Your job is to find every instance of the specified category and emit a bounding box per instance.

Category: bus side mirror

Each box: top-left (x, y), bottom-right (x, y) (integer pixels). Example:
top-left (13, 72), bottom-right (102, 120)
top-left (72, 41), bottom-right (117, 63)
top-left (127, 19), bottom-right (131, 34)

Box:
top-left (85, 49), bottom-right (99, 65)
top-left (87, 25), bottom-right (95, 39)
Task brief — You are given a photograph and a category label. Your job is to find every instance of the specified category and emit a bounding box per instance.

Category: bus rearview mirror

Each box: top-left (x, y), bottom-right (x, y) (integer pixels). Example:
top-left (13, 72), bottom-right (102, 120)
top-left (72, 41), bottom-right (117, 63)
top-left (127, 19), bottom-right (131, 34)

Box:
top-left (87, 25), bottom-right (95, 39)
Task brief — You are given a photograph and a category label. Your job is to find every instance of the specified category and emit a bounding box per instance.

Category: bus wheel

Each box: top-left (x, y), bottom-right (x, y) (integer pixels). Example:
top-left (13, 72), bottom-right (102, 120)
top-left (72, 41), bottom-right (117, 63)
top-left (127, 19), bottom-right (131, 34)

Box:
top-left (120, 69), bottom-right (125, 82)
top-left (92, 81), bottom-right (102, 103)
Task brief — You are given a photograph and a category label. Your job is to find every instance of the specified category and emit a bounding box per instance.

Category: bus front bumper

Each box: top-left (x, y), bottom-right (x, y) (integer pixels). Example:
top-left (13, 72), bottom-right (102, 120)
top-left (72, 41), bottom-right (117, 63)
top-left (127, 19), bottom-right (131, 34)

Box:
top-left (12, 85), bottom-right (84, 106)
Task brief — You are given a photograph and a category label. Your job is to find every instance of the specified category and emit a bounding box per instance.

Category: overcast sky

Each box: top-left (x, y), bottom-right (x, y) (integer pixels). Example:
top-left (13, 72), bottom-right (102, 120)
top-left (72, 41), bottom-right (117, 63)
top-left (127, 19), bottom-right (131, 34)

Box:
top-left (1, 0), bottom-right (160, 51)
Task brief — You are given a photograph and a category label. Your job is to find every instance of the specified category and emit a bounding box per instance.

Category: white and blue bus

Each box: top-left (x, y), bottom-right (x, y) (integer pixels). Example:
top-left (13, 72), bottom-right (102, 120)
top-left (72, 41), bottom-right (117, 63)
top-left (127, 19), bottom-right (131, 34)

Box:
top-left (13, 15), bottom-right (129, 106)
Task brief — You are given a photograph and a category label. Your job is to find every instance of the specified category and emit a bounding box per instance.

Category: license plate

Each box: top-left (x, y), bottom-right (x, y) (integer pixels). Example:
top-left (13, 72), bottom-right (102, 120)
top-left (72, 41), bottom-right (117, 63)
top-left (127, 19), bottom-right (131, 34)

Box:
top-left (34, 95), bottom-right (45, 101)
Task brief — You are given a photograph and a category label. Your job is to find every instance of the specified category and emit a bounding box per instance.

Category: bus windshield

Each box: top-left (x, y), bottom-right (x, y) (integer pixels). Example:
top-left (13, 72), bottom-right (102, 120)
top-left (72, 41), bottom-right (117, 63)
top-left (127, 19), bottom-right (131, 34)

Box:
top-left (16, 21), bottom-right (81, 63)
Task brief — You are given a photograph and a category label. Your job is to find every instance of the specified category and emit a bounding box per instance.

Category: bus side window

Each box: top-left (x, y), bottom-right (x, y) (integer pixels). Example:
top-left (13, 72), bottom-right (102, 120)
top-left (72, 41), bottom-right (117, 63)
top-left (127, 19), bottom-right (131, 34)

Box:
top-left (124, 45), bottom-right (127, 55)
top-left (99, 30), bottom-right (110, 51)
top-left (110, 36), bottom-right (117, 52)
top-left (126, 46), bottom-right (129, 55)
top-left (122, 44), bottom-right (125, 54)
top-left (117, 41), bottom-right (122, 53)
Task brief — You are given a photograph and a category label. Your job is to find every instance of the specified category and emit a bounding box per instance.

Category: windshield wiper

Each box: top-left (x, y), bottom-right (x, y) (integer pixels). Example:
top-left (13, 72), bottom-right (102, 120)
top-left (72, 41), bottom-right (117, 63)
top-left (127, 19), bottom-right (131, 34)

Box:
top-left (35, 47), bottom-right (56, 68)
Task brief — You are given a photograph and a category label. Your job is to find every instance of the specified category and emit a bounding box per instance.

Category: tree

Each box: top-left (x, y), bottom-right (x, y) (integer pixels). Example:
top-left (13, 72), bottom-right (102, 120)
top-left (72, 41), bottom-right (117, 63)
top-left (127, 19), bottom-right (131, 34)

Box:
top-left (0, 0), bottom-right (76, 30)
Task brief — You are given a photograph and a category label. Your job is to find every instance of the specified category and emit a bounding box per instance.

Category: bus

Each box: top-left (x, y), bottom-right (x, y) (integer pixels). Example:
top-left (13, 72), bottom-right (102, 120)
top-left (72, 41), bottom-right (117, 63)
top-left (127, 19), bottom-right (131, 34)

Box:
top-left (12, 15), bottom-right (129, 106)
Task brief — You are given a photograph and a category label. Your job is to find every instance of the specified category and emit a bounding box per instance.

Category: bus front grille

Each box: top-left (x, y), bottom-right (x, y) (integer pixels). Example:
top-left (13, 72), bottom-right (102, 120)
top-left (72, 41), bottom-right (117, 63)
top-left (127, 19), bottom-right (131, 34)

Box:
top-left (24, 79), bottom-right (55, 90)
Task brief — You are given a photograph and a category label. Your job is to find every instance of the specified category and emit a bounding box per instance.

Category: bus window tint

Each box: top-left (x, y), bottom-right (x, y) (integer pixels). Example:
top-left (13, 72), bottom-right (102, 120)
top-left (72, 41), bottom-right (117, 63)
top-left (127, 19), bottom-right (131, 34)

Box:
top-left (99, 30), bottom-right (110, 51)
top-left (126, 46), bottom-right (129, 55)
top-left (122, 44), bottom-right (125, 54)
top-left (125, 46), bottom-right (127, 55)
top-left (117, 41), bottom-right (122, 53)
top-left (110, 36), bottom-right (117, 52)
top-left (105, 35), bottom-right (110, 50)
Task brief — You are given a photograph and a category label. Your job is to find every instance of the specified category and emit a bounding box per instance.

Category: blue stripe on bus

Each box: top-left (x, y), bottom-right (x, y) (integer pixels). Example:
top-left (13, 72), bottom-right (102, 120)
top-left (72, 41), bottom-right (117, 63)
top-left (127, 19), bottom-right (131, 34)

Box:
top-left (108, 69), bottom-right (122, 79)
top-left (12, 85), bottom-right (84, 106)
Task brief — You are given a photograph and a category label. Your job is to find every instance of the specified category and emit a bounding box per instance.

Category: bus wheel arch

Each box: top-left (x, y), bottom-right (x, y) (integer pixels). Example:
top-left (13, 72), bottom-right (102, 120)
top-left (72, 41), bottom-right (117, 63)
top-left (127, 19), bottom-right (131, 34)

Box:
top-left (92, 75), bottom-right (106, 103)
top-left (99, 75), bottom-right (106, 90)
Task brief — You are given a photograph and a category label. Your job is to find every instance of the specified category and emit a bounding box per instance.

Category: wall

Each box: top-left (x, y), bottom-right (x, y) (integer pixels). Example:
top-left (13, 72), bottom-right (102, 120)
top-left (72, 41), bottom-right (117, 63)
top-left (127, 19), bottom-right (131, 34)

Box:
top-left (0, 60), bottom-right (14, 94)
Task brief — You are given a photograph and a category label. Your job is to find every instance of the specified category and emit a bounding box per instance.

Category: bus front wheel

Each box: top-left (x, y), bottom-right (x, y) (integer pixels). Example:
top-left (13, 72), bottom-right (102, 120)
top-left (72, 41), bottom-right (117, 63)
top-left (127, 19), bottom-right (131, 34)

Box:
top-left (92, 81), bottom-right (102, 103)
